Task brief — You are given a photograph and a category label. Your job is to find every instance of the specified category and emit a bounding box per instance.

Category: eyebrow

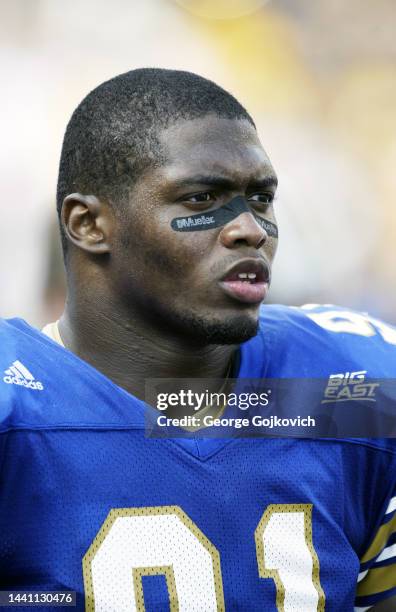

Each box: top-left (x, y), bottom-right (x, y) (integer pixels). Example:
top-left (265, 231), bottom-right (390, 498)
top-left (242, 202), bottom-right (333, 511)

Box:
top-left (171, 174), bottom-right (278, 190)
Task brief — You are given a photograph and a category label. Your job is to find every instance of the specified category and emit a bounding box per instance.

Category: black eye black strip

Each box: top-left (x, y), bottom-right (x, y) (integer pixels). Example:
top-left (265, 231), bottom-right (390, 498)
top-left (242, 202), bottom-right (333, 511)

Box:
top-left (170, 196), bottom-right (278, 238)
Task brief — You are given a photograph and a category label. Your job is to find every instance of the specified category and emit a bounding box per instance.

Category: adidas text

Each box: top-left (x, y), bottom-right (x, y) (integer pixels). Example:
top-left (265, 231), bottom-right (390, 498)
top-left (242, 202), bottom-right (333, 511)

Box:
top-left (3, 376), bottom-right (44, 390)
top-left (3, 360), bottom-right (44, 391)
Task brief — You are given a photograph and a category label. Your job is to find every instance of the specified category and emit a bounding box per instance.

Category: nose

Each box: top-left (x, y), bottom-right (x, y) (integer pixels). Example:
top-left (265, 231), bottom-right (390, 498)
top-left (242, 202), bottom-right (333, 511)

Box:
top-left (219, 212), bottom-right (268, 250)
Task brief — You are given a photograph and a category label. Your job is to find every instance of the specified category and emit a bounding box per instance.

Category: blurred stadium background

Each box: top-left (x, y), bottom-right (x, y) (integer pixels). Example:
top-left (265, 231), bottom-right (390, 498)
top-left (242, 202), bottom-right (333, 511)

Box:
top-left (1, 0), bottom-right (395, 326)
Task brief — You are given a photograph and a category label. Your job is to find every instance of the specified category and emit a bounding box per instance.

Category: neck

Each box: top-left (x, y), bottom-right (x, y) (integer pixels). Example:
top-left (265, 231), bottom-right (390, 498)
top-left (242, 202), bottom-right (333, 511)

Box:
top-left (59, 292), bottom-right (236, 402)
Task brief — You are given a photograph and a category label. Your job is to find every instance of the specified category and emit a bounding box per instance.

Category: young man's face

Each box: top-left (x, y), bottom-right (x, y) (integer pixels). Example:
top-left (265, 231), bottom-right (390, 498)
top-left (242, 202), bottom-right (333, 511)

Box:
top-left (112, 115), bottom-right (278, 344)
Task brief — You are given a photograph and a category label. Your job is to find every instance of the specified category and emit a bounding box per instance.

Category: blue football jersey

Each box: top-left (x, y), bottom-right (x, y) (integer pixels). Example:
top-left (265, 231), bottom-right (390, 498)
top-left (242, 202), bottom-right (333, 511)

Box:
top-left (1, 304), bottom-right (396, 611)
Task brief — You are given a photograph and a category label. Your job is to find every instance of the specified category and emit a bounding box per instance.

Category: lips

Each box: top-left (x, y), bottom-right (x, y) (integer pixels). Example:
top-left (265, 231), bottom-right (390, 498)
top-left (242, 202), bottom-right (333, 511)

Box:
top-left (219, 258), bottom-right (270, 304)
top-left (221, 259), bottom-right (270, 283)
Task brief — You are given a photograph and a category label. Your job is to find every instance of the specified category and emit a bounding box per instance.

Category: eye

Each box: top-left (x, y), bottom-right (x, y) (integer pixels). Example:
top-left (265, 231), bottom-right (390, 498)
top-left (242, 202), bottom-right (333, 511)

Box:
top-left (247, 193), bottom-right (275, 212)
top-left (248, 193), bottom-right (274, 204)
top-left (179, 192), bottom-right (215, 210)
top-left (185, 192), bottom-right (212, 203)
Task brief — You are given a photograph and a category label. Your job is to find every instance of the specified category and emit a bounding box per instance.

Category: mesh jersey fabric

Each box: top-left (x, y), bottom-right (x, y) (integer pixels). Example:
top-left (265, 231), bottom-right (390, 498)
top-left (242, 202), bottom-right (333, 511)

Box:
top-left (0, 304), bottom-right (396, 611)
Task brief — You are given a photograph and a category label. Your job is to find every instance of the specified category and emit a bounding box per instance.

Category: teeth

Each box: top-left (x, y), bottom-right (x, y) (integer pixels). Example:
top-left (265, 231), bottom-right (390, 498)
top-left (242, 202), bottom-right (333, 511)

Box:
top-left (236, 272), bottom-right (257, 282)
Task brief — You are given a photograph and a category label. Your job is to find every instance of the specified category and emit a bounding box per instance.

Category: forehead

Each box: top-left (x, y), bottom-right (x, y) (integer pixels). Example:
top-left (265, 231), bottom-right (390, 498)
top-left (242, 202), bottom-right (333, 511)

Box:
top-left (157, 115), bottom-right (275, 183)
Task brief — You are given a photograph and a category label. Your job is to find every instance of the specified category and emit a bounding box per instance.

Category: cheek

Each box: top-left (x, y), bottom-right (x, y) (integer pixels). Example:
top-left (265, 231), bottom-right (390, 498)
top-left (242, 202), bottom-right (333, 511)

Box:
top-left (146, 233), bottom-right (211, 280)
top-left (265, 211), bottom-right (278, 260)
top-left (142, 242), bottom-right (185, 277)
top-left (265, 236), bottom-right (278, 262)
top-left (117, 214), bottom-right (208, 280)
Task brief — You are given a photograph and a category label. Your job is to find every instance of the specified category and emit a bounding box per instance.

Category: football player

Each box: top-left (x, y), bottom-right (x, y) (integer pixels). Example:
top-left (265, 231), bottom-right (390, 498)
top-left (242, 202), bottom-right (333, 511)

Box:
top-left (1, 69), bottom-right (395, 610)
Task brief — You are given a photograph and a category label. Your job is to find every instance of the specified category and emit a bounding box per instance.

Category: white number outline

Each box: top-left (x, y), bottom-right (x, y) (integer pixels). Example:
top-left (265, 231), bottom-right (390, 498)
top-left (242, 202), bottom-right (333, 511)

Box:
top-left (255, 503), bottom-right (325, 612)
top-left (305, 308), bottom-right (396, 345)
top-left (83, 505), bottom-right (225, 611)
top-left (83, 504), bottom-right (325, 611)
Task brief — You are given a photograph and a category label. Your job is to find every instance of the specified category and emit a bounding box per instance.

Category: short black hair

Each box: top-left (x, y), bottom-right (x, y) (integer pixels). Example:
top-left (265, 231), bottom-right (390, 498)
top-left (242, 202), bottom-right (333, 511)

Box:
top-left (56, 68), bottom-right (255, 253)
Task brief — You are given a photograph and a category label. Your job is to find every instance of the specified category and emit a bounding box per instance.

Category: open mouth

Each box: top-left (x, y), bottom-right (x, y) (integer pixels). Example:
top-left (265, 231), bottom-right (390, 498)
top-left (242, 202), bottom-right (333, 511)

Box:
top-left (219, 259), bottom-right (270, 304)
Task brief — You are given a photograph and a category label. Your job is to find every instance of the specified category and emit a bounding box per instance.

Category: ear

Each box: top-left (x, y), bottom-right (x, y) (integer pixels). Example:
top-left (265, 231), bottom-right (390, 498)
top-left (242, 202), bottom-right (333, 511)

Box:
top-left (61, 194), bottom-right (113, 255)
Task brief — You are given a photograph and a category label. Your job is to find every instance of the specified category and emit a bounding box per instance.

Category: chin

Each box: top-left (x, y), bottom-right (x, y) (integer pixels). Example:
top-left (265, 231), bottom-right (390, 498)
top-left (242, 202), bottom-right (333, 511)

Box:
top-left (170, 310), bottom-right (260, 345)
top-left (205, 320), bottom-right (259, 344)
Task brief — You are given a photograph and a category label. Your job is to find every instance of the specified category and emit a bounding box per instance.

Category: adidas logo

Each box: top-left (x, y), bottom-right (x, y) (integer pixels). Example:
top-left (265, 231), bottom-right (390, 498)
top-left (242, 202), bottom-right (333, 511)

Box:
top-left (3, 360), bottom-right (44, 391)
